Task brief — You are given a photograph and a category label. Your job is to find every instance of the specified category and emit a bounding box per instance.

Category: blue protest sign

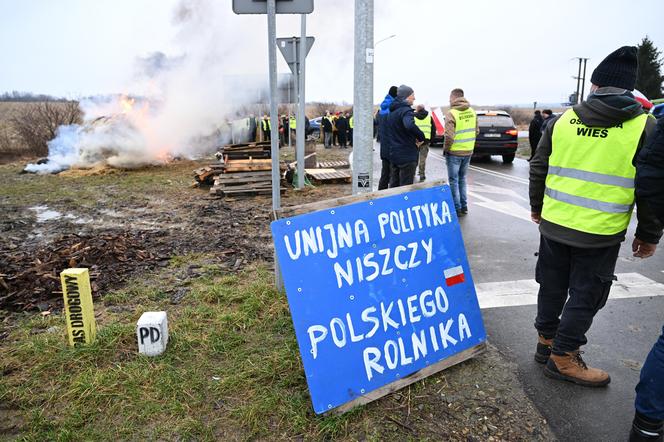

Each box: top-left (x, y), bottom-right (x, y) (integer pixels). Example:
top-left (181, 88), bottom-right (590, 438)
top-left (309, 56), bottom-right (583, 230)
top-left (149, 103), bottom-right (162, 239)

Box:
top-left (271, 184), bottom-right (487, 414)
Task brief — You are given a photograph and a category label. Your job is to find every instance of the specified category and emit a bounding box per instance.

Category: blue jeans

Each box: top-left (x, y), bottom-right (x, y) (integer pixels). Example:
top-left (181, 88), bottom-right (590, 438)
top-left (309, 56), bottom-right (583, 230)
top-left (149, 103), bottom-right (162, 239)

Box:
top-left (445, 155), bottom-right (471, 211)
top-left (635, 325), bottom-right (664, 421)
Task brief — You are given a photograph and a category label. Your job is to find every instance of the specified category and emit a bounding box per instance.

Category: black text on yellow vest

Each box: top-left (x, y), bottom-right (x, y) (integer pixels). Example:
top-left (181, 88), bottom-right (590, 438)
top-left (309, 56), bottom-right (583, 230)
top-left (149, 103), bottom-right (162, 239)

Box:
top-left (449, 108), bottom-right (476, 152)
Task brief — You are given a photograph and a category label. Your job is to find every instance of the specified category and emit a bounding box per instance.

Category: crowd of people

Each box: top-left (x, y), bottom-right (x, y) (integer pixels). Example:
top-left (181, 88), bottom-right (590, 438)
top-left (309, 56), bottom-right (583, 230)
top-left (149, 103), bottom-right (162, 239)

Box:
top-left (321, 111), bottom-right (354, 148)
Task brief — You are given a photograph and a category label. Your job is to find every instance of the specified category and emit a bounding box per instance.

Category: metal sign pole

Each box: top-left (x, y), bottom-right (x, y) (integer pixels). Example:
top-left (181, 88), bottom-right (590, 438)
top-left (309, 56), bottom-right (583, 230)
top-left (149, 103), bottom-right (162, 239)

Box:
top-left (267, 0), bottom-right (283, 288)
top-left (290, 37), bottom-right (298, 152)
top-left (296, 16), bottom-right (307, 189)
top-left (352, 0), bottom-right (374, 194)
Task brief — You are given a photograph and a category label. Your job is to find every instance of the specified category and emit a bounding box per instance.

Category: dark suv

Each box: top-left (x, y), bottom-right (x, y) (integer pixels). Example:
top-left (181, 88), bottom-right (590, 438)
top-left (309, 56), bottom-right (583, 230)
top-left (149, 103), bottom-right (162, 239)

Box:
top-left (474, 110), bottom-right (518, 163)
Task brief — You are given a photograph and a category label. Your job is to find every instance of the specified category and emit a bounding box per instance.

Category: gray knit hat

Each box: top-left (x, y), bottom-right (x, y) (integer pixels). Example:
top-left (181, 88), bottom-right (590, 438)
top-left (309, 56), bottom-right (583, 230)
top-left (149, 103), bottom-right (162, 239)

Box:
top-left (396, 84), bottom-right (414, 100)
top-left (591, 46), bottom-right (638, 90)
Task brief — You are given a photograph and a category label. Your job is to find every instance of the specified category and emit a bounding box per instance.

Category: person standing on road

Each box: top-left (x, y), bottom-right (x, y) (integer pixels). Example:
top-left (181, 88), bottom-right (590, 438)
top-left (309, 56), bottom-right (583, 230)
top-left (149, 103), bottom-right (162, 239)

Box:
top-left (384, 85), bottom-right (425, 187)
top-left (540, 109), bottom-right (554, 134)
top-left (529, 46), bottom-right (661, 388)
top-left (377, 86), bottom-right (398, 190)
top-left (444, 88), bottom-right (478, 216)
top-left (630, 113), bottom-right (664, 442)
top-left (414, 104), bottom-right (435, 181)
top-left (528, 110), bottom-right (543, 161)
top-left (322, 111), bottom-right (333, 149)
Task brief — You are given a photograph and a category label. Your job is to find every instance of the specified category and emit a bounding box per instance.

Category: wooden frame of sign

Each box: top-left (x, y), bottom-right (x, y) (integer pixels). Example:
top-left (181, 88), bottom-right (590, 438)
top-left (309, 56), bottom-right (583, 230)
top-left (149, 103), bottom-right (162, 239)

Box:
top-left (274, 179), bottom-right (487, 415)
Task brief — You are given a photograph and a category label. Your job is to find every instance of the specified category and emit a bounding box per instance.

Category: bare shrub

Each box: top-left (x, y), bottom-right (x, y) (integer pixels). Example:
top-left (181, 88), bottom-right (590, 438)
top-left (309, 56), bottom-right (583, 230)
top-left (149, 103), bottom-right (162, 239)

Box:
top-left (10, 101), bottom-right (82, 156)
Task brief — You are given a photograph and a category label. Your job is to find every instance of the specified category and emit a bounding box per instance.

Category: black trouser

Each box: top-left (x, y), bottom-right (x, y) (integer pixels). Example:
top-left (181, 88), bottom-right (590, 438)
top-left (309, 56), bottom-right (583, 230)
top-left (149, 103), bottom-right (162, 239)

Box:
top-left (338, 131), bottom-right (347, 147)
top-left (534, 235), bottom-right (620, 353)
top-left (378, 159), bottom-right (391, 190)
top-left (389, 161), bottom-right (417, 188)
top-left (348, 128), bottom-right (353, 146)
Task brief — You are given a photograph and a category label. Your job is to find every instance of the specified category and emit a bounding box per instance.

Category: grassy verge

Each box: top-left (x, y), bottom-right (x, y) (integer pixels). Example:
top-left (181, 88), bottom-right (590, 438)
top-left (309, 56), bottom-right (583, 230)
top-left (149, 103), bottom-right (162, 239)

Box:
top-left (1, 258), bottom-right (378, 440)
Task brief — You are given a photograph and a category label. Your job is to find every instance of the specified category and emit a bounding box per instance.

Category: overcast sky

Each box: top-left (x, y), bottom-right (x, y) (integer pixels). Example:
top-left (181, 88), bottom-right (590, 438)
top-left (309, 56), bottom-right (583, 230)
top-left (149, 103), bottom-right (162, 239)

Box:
top-left (1, 0), bottom-right (663, 107)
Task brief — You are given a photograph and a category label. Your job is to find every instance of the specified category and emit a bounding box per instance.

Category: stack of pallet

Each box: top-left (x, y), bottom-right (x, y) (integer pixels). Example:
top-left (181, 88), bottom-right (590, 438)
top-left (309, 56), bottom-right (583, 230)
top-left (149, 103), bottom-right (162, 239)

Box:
top-left (207, 141), bottom-right (285, 197)
top-left (305, 160), bottom-right (352, 184)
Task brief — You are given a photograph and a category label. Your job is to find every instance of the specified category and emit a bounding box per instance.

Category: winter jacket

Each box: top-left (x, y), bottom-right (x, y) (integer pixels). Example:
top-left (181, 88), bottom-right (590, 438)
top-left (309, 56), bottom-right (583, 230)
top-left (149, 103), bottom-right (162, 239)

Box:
top-left (443, 97), bottom-right (479, 155)
top-left (529, 87), bottom-right (661, 247)
top-left (322, 115), bottom-right (333, 132)
top-left (540, 116), bottom-right (553, 134)
top-left (414, 108), bottom-right (436, 141)
top-left (336, 116), bottom-right (349, 132)
top-left (636, 116), bottom-right (664, 225)
top-left (377, 94), bottom-right (396, 160)
top-left (384, 98), bottom-right (426, 166)
top-left (529, 114), bottom-right (543, 149)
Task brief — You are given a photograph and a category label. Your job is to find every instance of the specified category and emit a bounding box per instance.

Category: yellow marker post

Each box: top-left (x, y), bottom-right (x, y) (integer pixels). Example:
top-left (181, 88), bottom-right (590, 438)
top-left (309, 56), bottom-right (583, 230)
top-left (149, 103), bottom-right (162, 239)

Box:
top-left (60, 268), bottom-right (96, 347)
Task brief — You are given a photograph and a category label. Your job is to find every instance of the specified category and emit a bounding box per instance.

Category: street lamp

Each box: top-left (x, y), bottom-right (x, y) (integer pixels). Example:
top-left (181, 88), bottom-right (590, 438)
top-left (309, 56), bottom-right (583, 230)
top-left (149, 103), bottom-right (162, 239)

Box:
top-left (374, 34), bottom-right (396, 48)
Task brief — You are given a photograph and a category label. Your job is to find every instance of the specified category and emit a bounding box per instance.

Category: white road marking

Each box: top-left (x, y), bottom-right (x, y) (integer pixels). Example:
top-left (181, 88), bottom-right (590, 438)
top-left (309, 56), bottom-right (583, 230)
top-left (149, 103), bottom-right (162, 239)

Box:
top-left (427, 151), bottom-right (530, 185)
top-left (475, 272), bottom-right (664, 309)
top-left (468, 165), bottom-right (530, 185)
top-left (468, 183), bottom-right (529, 202)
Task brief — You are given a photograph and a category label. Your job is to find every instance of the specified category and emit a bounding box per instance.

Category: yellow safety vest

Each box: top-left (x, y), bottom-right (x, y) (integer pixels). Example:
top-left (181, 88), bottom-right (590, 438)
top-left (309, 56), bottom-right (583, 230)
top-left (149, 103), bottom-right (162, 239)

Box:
top-left (261, 119), bottom-right (271, 130)
top-left (289, 117), bottom-right (296, 129)
top-left (349, 116), bottom-right (354, 128)
top-left (542, 109), bottom-right (648, 235)
top-left (415, 114), bottom-right (432, 140)
top-left (449, 108), bottom-right (476, 152)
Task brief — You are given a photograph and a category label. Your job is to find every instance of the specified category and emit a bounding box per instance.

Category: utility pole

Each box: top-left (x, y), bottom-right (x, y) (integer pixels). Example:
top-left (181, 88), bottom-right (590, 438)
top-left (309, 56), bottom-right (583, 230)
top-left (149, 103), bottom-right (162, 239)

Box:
top-left (352, 0), bottom-right (374, 194)
top-left (580, 58), bottom-right (589, 102)
top-left (575, 58), bottom-right (582, 105)
top-left (573, 57), bottom-right (590, 104)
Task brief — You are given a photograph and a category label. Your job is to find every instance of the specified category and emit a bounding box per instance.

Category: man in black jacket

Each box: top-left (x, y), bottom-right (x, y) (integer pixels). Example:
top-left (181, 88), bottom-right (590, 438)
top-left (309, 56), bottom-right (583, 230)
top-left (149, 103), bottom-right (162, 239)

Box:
top-left (377, 86), bottom-right (398, 190)
top-left (336, 113), bottom-right (349, 148)
top-left (630, 114), bottom-right (664, 442)
top-left (384, 84), bottom-right (425, 187)
top-left (528, 110), bottom-right (543, 160)
top-left (529, 46), bottom-right (661, 387)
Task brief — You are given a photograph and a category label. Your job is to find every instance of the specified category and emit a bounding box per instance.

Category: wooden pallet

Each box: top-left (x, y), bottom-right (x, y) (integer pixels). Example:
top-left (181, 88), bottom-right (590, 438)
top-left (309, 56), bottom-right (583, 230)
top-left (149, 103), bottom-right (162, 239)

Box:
top-left (316, 160), bottom-right (350, 169)
top-left (222, 158), bottom-right (272, 173)
top-left (210, 170), bottom-right (285, 197)
top-left (305, 168), bottom-right (352, 184)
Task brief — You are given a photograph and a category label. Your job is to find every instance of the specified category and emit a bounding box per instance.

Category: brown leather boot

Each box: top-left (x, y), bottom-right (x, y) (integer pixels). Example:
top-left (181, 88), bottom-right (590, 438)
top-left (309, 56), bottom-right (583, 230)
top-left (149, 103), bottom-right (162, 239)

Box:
top-left (535, 335), bottom-right (553, 364)
top-left (544, 350), bottom-right (610, 387)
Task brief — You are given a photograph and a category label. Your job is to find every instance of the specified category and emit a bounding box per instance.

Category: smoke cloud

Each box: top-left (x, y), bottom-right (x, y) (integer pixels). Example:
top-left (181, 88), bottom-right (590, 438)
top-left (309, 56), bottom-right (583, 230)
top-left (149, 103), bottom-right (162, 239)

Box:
top-left (26, 0), bottom-right (269, 174)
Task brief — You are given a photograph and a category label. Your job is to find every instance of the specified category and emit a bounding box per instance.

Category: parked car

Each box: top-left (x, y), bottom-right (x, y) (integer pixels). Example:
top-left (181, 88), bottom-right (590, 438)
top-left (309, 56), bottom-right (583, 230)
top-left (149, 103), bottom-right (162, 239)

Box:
top-left (308, 116), bottom-right (321, 140)
top-left (473, 110), bottom-right (518, 163)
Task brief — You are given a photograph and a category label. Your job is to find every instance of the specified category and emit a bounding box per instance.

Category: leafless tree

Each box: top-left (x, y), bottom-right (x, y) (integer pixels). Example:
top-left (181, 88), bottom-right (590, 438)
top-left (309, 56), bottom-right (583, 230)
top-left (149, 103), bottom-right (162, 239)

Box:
top-left (10, 101), bottom-right (82, 156)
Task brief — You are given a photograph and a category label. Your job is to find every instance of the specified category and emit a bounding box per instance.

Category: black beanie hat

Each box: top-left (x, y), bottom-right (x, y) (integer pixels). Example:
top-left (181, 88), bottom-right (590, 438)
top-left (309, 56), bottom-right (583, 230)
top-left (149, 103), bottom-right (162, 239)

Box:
top-left (388, 86), bottom-right (398, 98)
top-left (590, 46), bottom-right (638, 90)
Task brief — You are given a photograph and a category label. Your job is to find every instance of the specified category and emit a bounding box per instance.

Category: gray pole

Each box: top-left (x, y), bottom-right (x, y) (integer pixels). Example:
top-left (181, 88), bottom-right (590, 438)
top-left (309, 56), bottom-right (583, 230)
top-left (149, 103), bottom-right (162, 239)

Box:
top-left (575, 58), bottom-right (582, 104)
top-left (291, 38), bottom-right (298, 176)
top-left (267, 0), bottom-right (283, 288)
top-left (352, 0), bottom-right (374, 195)
top-left (296, 17), bottom-right (307, 189)
top-left (580, 58), bottom-right (588, 102)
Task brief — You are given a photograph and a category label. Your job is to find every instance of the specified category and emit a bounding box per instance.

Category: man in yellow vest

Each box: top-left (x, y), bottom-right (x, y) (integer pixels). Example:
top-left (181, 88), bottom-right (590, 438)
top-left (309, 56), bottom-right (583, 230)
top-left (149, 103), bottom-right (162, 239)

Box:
top-left (444, 88), bottom-right (478, 216)
top-left (414, 104), bottom-right (436, 181)
top-left (261, 114), bottom-right (271, 141)
top-left (529, 46), bottom-right (661, 387)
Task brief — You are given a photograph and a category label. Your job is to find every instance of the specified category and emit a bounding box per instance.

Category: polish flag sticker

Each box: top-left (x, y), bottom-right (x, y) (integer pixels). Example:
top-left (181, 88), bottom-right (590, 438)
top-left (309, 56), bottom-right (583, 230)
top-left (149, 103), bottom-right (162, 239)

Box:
top-left (444, 265), bottom-right (465, 286)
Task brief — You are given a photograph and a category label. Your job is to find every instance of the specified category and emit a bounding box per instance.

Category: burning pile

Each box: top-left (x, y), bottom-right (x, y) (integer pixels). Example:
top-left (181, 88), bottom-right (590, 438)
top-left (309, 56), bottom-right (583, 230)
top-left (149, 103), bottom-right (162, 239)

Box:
top-left (24, 96), bottom-right (176, 174)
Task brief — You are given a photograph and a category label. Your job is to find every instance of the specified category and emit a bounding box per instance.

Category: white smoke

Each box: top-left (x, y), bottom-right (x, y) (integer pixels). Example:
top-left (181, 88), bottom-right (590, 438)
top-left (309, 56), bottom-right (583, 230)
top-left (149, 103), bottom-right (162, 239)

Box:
top-left (26, 0), bottom-right (269, 173)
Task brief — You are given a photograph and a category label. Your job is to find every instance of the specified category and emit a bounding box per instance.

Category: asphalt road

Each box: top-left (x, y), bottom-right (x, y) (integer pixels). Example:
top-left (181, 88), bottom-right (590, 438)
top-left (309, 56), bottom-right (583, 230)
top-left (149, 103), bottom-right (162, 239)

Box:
top-left (371, 144), bottom-right (664, 441)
